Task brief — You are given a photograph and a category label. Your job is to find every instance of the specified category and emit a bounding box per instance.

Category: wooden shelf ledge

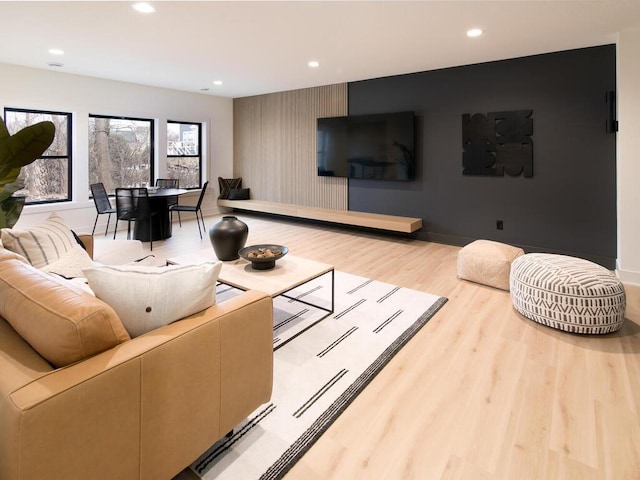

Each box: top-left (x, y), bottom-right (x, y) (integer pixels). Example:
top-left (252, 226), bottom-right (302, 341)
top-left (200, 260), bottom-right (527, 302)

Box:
top-left (217, 199), bottom-right (422, 234)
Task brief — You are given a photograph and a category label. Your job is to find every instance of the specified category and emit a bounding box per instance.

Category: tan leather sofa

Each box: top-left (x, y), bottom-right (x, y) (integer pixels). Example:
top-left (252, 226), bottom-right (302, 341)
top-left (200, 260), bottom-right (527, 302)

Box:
top-left (0, 236), bottom-right (274, 480)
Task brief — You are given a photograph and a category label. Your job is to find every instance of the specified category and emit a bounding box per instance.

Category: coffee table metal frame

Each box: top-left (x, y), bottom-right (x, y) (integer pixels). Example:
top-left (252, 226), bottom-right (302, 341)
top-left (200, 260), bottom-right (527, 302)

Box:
top-left (265, 268), bottom-right (334, 350)
top-left (166, 253), bottom-right (335, 348)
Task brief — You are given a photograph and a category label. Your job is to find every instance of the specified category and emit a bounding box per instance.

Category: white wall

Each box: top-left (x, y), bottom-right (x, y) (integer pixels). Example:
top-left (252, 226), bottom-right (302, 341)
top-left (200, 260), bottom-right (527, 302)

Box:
top-left (617, 28), bottom-right (640, 285)
top-left (0, 62), bottom-right (233, 233)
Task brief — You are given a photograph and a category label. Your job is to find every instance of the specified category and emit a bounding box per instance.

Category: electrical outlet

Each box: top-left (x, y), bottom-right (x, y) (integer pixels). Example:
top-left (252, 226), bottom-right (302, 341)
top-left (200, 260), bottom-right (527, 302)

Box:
top-left (496, 220), bottom-right (504, 230)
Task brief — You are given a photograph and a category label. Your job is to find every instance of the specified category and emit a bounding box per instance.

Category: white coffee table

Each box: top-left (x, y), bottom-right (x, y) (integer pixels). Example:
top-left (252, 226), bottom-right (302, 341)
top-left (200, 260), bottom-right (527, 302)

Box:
top-left (166, 251), bottom-right (335, 320)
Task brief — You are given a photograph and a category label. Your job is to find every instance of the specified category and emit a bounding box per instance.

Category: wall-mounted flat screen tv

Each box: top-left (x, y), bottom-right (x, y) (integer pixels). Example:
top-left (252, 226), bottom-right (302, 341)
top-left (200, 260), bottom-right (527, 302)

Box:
top-left (317, 111), bottom-right (415, 181)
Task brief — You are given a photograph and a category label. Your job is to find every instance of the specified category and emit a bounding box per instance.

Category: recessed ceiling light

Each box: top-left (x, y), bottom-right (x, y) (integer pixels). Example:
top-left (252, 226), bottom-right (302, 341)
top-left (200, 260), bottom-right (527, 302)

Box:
top-left (132, 2), bottom-right (155, 13)
top-left (308, 61), bottom-right (320, 68)
top-left (467, 28), bottom-right (483, 38)
top-left (49, 48), bottom-right (64, 55)
top-left (213, 80), bottom-right (223, 86)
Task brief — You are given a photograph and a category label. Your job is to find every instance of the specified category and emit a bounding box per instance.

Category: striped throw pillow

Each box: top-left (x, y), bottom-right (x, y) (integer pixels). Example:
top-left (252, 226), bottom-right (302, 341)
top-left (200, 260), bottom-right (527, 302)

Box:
top-left (0, 212), bottom-right (78, 268)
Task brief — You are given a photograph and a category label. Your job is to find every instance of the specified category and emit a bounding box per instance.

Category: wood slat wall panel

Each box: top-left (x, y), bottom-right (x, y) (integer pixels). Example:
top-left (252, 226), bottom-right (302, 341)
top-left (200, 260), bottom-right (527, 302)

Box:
top-left (233, 84), bottom-right (348, 210)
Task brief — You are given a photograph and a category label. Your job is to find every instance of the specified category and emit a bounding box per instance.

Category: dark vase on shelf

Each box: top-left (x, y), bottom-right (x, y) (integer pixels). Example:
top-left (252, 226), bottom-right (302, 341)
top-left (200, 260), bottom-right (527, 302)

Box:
top-left (209, 216), bottom-right (249, 261)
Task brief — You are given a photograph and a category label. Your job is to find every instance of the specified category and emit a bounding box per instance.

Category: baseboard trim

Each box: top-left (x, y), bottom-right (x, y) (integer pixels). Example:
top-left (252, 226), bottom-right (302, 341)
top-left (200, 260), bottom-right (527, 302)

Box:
top-left (616, 260), bottom-right (640, 286)
top-left (418, 232), bottom-right (616, 270)
top-left (212, 213), bottom-right (618, 271)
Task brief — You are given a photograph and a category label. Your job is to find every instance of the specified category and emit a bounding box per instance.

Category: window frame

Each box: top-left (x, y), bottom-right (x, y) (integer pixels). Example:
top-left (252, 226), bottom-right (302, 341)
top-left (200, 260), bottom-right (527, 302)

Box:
top-left (166, 120), bottom-right (203, 189)
top-left (88, 114), bottom-right (155, 195)
top-left (3, 107), bottom-right (73, 205)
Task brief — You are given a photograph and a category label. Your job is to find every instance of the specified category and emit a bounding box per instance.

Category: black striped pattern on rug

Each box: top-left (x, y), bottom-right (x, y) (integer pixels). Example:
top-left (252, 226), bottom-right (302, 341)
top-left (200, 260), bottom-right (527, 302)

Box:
top-left (260, 296), bottom-right (448, 480)
top-left (194, 403), bottom-right (277, 474)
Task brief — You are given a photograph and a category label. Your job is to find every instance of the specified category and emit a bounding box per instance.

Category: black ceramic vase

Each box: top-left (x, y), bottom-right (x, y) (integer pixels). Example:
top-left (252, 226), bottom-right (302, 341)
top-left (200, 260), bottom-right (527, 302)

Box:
top-left (209, 216), bottom-right (249, 261)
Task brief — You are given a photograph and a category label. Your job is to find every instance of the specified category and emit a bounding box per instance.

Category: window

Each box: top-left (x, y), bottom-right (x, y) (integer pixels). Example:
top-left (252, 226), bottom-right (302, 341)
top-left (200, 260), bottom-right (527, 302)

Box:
top-left (3, 108), bottom-right (72, 204)
top-left (167, 121), bottom-right (202, 188)
top-left (88, 115), bottom-right (154, 195)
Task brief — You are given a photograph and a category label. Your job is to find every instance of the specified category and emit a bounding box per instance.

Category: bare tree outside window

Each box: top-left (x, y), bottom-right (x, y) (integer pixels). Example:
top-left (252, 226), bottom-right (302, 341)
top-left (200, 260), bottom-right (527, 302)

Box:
top-left (167, 121), bottom-right (201, 188)
top-left (3, 108), bottom-right (71, 204)
top-left (88, 115), bottom-right (154, 195)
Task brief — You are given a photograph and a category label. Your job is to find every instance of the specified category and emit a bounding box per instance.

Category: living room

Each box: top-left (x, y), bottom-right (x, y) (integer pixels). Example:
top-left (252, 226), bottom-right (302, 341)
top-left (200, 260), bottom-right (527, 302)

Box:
top-left (1, 2), bottom-right (640, 479)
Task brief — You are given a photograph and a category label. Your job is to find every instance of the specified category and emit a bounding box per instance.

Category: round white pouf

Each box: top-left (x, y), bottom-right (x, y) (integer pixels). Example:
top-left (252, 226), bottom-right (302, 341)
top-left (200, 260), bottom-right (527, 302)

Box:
top-left (510, 253), bottom-right (626, 334)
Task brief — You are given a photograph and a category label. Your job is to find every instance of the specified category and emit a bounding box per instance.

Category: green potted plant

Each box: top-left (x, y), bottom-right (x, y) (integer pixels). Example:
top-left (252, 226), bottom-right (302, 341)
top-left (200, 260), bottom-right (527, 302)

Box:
top-left (0, 117), bottom-right (55, 228)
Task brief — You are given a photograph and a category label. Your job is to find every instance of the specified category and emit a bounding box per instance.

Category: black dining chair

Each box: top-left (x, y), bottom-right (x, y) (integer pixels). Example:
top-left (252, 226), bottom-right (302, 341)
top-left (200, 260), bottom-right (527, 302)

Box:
top-left (156, 178), bottom-right (179, 189)
top-left (114, 187), bottom-right (158, 250)
top-left (90, 182), bottom-right (117, 236)
top-left (169, 181), bottom-right (208, 239)
top-left (156, 178), bottom-right (179, 208)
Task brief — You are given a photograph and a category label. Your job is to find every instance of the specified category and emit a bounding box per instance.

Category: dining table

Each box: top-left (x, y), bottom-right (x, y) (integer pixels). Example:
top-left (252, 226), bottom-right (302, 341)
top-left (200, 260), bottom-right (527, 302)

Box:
top-left (133, 187), bottom-right (189, 242)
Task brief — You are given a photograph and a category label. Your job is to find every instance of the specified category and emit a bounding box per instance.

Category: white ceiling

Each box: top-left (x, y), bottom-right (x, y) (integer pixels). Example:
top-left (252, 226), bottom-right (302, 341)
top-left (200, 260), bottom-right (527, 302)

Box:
top-left (1, 1), bottom-right (639, 99)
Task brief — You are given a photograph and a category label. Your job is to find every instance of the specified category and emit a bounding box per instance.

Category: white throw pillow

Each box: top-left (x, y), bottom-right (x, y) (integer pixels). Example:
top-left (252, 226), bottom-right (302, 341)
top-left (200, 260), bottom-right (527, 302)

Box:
top-left (41, 245), bottom-right (95, 278)
top-left (0, 212), bottom-right (78, 268)
top-left (83, 262), bottom-right (223, 337)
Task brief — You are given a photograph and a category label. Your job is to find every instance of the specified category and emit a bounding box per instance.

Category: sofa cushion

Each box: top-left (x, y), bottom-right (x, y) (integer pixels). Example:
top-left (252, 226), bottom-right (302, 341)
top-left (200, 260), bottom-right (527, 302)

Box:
top-left (0, 246), bottom-right (29, 264)
top-left (0, 259), bottom-right (130, 368)
top-left (0, 212), bottom-right (78, 268)
top-left (0, 318), bottom-right (54, 395)
top-left (83, 262), bottom-right (223, 337)
top-left (92, 238), bottom-right (148, 265)
top-left (41, 245), bottom-right (95, 279)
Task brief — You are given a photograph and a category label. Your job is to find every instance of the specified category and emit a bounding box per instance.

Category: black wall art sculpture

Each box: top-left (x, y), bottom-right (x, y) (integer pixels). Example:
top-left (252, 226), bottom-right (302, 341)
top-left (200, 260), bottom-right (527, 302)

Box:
top-left (462, 110), bottom-right (533, 177)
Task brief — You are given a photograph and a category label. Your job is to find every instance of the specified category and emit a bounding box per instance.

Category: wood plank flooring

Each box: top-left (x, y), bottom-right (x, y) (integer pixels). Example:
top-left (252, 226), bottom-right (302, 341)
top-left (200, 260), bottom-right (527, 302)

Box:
top-left (161, 213), bottom-right (640, 480)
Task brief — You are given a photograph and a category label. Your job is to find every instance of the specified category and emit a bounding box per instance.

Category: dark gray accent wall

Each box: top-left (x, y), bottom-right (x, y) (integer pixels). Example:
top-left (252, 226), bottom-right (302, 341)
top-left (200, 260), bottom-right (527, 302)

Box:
top-left (348, 45), bottom-right (617, 268)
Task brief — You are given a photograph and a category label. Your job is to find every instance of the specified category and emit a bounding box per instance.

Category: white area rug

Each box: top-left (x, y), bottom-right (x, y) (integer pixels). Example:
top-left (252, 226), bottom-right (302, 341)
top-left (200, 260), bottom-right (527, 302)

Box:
top-left (192, 271), bottom-right (447, 479)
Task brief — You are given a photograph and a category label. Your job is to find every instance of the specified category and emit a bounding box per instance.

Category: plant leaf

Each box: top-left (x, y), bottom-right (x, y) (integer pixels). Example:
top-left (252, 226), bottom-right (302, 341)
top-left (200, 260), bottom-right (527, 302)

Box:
top-left (0, 120), bottom-right (55, 186)
top-left (0, 194), bottom-right (26, 229)
top-left (0, 118), bottom-right (9, 141)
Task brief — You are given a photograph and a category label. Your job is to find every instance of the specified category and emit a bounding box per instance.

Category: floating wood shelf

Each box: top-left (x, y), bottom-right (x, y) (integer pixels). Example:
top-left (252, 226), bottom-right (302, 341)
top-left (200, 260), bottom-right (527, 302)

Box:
top-left (217, 199), bottom-right (422, 234)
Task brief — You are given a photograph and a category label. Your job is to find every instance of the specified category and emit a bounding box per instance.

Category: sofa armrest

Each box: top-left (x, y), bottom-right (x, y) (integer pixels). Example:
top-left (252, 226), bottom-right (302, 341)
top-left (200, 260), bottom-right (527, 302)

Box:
top-left (76, 233), bottom-right (94, 259)
top-left (74, 234), bottom-right (147, 265)
top-left (92, 238), bottom-right (146, 265)
top-left (1, 290), bottom-right (273, 480)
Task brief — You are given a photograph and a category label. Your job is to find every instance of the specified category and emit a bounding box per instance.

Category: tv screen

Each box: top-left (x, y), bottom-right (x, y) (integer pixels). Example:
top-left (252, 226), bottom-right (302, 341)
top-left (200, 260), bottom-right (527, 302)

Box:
top-left (317, 111), bottom-right (415, 181)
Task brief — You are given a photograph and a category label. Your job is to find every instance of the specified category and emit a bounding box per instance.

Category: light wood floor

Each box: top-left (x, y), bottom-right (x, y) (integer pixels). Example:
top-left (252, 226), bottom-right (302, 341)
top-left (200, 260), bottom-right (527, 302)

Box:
top-left (161, 213), bottom-right (640, 480)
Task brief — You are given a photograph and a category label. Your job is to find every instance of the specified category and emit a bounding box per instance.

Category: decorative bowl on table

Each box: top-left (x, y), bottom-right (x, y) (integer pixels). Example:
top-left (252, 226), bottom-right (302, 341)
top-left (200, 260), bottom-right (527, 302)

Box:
top-left (239, 244), bottom-right (288, 270)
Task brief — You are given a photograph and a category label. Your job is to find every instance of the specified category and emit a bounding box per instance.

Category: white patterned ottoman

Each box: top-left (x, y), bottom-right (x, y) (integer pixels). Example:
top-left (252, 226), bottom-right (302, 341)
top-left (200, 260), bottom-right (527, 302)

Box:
top-left (457, 240), bottom-right (524, 291)
top-left (510, 253), bottom-right (626, 334)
